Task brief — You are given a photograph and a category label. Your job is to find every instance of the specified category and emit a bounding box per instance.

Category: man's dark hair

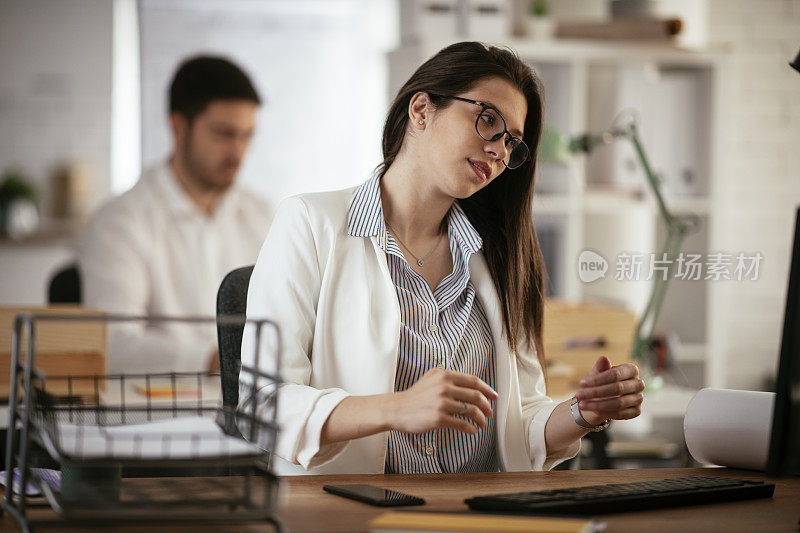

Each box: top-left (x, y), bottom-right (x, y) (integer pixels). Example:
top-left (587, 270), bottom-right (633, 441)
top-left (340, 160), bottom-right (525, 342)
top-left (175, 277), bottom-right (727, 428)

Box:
top-left (169, 55), bottom-right (261, 123)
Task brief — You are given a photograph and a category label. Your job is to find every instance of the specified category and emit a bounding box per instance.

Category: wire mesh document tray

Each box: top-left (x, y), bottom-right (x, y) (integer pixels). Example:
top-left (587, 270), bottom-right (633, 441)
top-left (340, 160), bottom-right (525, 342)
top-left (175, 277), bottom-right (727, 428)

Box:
top-left (1, 313), bottom-right (284, 532)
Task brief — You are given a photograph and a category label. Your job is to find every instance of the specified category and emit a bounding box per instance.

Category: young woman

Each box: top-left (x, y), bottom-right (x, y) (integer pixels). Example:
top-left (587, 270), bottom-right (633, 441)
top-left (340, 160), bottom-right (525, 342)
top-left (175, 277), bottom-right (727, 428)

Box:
top-left (241, 42), bottom-right (644, 475)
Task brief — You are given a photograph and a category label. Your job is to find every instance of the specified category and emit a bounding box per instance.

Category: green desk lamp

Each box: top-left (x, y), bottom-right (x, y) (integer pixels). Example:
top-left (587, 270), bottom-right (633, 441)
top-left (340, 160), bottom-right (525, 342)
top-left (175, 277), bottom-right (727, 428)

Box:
top-left (540, 119), bottom-right (700, 366)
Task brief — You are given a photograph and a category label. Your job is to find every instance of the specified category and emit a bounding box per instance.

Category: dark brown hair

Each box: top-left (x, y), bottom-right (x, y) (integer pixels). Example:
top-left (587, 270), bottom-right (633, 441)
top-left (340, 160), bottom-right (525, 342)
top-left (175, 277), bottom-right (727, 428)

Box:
top-left (170, 56), bottom-right (261, 124)
top-left (381, 41), bottom-right (548, 375)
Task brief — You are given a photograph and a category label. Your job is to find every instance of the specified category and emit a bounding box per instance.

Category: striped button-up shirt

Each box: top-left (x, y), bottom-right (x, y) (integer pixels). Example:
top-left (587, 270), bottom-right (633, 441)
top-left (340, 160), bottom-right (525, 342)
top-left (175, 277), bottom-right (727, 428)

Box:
top-left (347, 172), bottom-right (497, 473)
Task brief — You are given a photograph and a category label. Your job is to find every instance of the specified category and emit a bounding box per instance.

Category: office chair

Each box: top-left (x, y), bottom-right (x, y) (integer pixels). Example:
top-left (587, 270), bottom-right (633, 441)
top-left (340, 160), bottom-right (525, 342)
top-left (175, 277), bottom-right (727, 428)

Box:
top-left (215, 265), bottom-right (254, 434)
top-left (48, 263), bottom-right (82, 304)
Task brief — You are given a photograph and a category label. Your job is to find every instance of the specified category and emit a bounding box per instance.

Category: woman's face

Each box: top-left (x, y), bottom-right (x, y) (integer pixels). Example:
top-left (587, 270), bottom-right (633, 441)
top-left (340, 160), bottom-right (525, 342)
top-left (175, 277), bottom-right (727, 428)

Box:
top-left (417, 76), bottom-right (527, 199)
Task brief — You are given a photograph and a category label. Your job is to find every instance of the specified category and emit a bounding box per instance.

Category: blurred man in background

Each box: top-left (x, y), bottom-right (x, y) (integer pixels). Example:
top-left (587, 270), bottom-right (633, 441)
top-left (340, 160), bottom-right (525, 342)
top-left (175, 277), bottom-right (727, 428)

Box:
top-left (79, 56), bottom-right (272, 374)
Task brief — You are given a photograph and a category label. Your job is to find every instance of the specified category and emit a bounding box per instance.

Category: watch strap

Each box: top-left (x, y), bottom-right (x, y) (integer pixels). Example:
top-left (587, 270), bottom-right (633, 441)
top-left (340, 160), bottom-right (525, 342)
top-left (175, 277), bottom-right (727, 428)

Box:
top-left (570, 396), bottom-right (609, 432)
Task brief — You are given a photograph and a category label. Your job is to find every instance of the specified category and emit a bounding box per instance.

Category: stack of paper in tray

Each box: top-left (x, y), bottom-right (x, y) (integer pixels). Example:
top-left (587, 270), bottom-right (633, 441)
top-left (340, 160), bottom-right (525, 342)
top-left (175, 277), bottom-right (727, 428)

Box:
top-left (51, 416), bottom-right (262, 460)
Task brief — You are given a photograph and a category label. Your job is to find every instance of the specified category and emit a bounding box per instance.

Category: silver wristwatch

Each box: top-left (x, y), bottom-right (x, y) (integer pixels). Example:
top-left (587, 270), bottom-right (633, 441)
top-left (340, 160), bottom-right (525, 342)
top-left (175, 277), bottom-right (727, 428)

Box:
top-left (570, 396), bottom-right (609, 432)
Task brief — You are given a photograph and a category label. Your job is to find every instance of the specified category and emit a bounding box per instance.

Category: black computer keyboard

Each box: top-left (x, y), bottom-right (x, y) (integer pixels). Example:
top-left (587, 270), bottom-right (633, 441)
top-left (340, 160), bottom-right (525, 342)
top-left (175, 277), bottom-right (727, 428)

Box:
top-left (464, 476), bottom-right (775, 515)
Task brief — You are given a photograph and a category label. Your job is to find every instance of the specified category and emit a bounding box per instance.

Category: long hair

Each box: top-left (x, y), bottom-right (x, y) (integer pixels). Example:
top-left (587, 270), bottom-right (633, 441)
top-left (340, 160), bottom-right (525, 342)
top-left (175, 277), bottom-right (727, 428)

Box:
top-left (380, 41), bottom-right (548, 376)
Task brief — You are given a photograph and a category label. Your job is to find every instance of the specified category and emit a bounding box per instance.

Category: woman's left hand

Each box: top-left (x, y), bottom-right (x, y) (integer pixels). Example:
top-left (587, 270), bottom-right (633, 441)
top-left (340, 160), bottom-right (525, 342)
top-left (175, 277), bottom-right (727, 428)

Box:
top-left (574, 356), bottom-right (645, 425)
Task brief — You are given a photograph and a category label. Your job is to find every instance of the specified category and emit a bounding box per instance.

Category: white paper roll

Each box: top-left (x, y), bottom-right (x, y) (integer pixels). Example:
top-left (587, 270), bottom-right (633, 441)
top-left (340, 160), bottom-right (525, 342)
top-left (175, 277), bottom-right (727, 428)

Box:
top-left (683, 388), bottom-right (775, 471)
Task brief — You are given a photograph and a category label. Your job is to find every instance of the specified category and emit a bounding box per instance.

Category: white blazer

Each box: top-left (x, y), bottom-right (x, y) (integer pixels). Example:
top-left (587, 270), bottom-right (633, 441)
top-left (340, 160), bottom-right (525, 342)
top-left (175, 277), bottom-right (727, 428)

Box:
top-left (241, 186), bottom-right (579, 475)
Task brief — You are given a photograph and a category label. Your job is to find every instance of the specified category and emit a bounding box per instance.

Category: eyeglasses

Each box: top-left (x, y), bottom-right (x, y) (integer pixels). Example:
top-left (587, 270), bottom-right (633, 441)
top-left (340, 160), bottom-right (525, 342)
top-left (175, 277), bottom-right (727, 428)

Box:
top-left (428, 93), bottom-right (530, 170)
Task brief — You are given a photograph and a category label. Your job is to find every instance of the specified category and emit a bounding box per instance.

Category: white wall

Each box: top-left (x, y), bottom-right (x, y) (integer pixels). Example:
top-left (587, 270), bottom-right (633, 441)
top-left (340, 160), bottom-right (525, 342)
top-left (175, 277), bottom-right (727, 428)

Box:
top-left (706, 0), bottom-right (800, 390)
top-left (138, 0), bottom-right (398, 209)
top-left (0, 0), bottom-right (115, 305)
top-left (0, 0), bottom-right (114, 213)
top-left (0, 242), bottom-right (74, 305)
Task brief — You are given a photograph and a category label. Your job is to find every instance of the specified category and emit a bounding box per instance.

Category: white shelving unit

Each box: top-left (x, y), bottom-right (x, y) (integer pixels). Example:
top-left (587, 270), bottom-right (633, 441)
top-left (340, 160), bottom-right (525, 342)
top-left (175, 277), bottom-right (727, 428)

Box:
top-left (388, 38), bottom-right (727, 387)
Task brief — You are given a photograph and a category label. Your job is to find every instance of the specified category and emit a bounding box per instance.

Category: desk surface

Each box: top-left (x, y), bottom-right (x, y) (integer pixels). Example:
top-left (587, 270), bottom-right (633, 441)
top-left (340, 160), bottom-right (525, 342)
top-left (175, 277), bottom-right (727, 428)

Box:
top-left (2, 468), bottom-right (797, 532)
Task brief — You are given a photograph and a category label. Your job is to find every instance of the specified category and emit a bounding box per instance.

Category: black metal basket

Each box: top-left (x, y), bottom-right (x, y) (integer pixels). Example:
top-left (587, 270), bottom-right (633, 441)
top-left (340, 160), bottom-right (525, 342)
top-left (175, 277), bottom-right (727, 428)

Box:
top-left (1, 314), bottom-right (284, 532)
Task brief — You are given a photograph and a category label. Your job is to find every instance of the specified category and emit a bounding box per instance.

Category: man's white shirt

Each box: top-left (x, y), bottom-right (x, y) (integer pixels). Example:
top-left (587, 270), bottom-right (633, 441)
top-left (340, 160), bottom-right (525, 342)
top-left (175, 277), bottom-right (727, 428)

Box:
top-left (78, 161), bottom-right (272, 374)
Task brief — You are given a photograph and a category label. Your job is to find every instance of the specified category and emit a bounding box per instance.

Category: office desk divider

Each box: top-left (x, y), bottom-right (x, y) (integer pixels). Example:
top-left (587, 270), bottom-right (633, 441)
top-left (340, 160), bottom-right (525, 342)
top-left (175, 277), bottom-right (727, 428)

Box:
top-left (1, 313), bottom-right (285, 533)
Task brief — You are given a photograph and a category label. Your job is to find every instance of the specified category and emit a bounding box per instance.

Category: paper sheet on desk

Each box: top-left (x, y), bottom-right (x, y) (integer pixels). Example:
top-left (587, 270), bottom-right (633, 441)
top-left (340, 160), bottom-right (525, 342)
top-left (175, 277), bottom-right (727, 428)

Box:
top-left (53, 416), bottom-right (263, 460)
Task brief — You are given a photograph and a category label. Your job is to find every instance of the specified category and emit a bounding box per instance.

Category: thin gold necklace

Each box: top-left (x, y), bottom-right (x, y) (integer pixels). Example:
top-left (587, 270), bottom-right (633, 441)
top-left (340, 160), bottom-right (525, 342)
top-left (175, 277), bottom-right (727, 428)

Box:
top-left (384, 219), bottom-right (445, 267)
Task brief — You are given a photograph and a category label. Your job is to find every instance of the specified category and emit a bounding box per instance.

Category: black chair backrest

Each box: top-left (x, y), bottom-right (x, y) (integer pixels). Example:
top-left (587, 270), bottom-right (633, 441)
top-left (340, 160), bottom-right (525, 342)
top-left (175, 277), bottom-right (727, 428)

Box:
top-left (48, 264), bottom-right (81, 304)
top-left (216, 265), bottom-right (254, 411)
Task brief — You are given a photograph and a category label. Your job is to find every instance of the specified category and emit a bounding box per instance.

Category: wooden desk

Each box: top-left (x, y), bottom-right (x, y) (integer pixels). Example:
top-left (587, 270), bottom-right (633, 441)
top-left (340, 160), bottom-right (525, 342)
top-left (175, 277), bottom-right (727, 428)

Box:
top-left (1, 468), bottom-right (797, 532)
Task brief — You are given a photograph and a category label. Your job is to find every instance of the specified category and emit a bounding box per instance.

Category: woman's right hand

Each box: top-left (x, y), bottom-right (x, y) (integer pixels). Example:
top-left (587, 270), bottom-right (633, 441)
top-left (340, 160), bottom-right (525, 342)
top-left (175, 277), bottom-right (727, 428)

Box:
top-left (389, 368), bottom-right (498, 435)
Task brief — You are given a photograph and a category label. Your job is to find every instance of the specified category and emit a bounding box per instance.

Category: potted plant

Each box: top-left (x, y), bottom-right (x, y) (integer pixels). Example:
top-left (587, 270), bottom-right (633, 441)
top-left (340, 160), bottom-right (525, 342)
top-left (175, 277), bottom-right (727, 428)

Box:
top-left (0, 168), bottom-right (40, 239)
top-left (527, 0), bottom-right (556, 40)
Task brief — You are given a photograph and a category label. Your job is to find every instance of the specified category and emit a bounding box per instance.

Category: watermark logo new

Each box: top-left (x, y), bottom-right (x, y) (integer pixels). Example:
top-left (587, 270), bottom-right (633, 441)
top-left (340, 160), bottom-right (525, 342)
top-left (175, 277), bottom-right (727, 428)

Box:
top-left (578, 250), bottom-right (608, 283)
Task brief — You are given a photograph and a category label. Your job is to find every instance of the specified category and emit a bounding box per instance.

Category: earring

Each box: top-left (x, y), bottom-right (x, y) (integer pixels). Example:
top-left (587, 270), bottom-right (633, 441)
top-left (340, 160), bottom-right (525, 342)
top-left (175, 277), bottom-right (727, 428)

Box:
top-left (418, 120), bottom-right (424, 125)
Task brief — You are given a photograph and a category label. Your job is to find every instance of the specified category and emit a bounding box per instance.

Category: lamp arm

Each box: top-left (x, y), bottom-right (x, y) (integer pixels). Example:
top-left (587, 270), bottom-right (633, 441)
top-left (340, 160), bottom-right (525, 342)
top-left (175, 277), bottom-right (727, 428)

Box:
top-left (566, 122), bottom-right (699, 364)
top-left (626, 124), bottom-right (674, 228)
top-left (631, 224), bottom-right (688, 363)
top-left (618, 123), bottom-right (694, 364)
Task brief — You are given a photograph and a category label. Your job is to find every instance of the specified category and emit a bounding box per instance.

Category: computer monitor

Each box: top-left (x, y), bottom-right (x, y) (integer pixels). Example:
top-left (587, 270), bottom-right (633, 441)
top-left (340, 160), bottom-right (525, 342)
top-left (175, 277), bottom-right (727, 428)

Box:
top-left (766, 206), bottom-right (800, 476)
